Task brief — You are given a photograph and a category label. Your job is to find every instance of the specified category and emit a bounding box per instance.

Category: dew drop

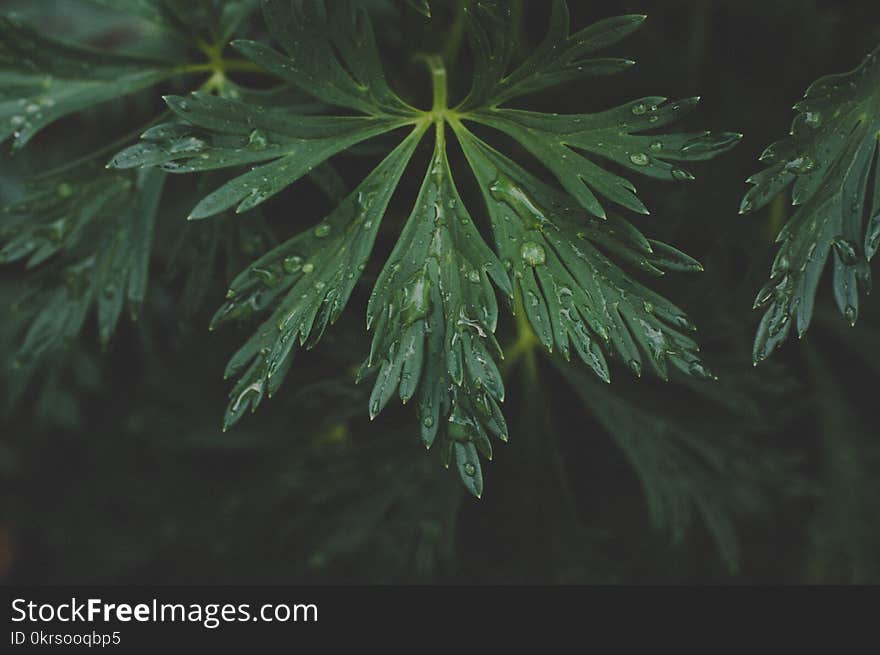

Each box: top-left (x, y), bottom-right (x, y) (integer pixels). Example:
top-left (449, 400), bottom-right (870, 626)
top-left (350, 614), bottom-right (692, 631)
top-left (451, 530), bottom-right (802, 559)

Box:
top-left (520, 241), bottom-right (546, 267)
top-left (674, 315), bottom-right (693, 330)
top-left (248, 129), bottom-right (268, 149)
top-left (773, 254), bottom-right (791, 274)
top-left (282, 255), bottom-right (303, 273)
top-left (314, 223), bottom-right (331, 238)
top-left (784, 156), bottom-right (814, 174)
top-left (301, 262), bottom-right (315, 274)
top-left (629, 152), bottom-right (650, 166)
top-left (832, 238), bottom-right (859, 265)
top-left (171, 136), bottom-right (205, 153)
top-left (688, 361), bottom-right (713, 379)
top-left (423, 416), bottom-right (434, 428)
top-left (649, 141), bottom-right (664, 152)
top-left (252, 267), bottom-right (277, 287)
top-left (753, 283), bottom-right (773, 309)
top-left (463, 462), bottom-right (476, 477)
top-left (805, 111), bottom-right (822, 128)
top-left (671, 168), bottom-right (694, 181)
top-left (631, 103), bottom-right (647, 115)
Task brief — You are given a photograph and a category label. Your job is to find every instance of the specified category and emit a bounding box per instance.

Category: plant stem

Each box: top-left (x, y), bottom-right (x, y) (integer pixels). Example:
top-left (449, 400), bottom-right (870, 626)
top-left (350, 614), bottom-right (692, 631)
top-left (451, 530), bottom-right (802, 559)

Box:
top-left (425, 54), bottom-right (449, 114)
top-left (174, 58), bottom-right (265, 76)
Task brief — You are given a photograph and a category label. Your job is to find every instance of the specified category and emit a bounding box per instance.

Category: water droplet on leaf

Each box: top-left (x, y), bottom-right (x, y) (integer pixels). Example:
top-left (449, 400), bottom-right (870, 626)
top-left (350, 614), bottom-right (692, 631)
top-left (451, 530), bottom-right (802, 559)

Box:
top-left (252, 267), bottom-right (278, 286)
top-left (282, 255), bottom-right (303, 273)
top-left (520, 241), bottom-right (546, 267)
top-left (248, 129), bottom-right (268, 149)
top-left (833, 238), bottom-right (859, 265)
top-left (671, 168), bottom-right (694, 181)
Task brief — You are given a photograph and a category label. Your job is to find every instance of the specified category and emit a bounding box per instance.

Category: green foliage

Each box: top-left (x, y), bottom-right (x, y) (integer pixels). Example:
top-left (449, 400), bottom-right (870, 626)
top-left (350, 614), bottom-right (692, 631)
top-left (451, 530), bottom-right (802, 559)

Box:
top-left (85, 0), bottom-right (262, 43)
top-left (555, 361), bottom-right (765, 572)
top-left (403, 0), bottom-right (431, 19)
top-left (0, 15), bottom-right (174, 149)
top-left (0, 0), bottom-right (776, 570)
top-left (802, 341), bottom-right (880, 583)
top-left (3, 0), bottom-right (879, 586)
top-left (742, 45), bottom-right (880, 363)
top-left (104, 0), bottom-right (738, 496)
top-left (0, 0), bottom-right (273, 369)
top-left (3, 164), bottom-right (164, 360)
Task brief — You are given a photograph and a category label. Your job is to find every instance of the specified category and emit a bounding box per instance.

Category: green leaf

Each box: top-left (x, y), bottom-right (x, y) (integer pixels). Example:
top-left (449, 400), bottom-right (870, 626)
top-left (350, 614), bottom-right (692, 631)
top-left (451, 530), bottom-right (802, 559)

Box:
top-left (404, 0), bottom-right (431, 18)
top-left (468, 102), bottom-right (741, 219)
top-left (365, 125), bottom-right (512, 496)
top-left (554, 360), bottom-right (768, 573)
top-left (82, 0), bottom-right (167, 26)
top-left (214, 0), bottom-right (263, 42)
top-left (450, 2), bottom-right (740, 220)
top-left (110, 92), bottom-right (411, 217)
top-left (742, 45), bottom-right (880, 363)
top-left (216, 124), bottom-right (427, 430)
top-left (85, 0), bottom-right (262, 42)
top-left (233, 0), bottom-right (417, 115)
top-left (105, 0), bottom-right (422, 219)
top-left (456, 126), bottom-right (710, 382)
top-left (459, 1), bottom-right (644, 110)
top-left (3, 166), bottom-right (165, 361)
top-left (113, 1), bottom-right (738, 496)
top-left (0, 16), bottom-right (173, 149)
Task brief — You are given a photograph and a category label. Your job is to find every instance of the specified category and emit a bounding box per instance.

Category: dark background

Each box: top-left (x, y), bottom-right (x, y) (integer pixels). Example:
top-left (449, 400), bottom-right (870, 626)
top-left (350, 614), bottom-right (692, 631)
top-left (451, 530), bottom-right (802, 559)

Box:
top-left (1, 0), bottom-right (879, 584)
